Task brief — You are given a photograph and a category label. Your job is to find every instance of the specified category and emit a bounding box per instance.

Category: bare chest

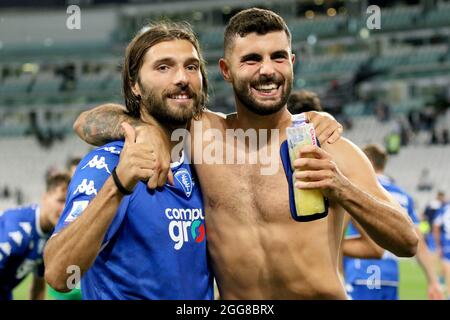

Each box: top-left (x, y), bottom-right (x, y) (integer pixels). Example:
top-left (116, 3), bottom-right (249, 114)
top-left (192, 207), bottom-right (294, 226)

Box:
top-left (196, 160), bottom-right (291, 223)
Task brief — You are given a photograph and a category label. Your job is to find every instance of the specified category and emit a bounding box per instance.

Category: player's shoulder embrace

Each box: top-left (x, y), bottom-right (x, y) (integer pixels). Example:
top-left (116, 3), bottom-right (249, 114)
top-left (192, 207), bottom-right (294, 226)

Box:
top-left (322, 137), bottom-right (375, 178)
top-left (193, 110), bottom-right (229, 129)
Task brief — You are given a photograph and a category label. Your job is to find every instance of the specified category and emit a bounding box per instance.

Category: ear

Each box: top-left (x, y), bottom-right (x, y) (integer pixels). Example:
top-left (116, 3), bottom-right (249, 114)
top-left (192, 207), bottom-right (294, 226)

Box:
top-left (131, 80), bottom-right (142, 97)
top-left (291, 53), bottom-right (296, 65)
top-left (219, 58), bottom-right (232, 83)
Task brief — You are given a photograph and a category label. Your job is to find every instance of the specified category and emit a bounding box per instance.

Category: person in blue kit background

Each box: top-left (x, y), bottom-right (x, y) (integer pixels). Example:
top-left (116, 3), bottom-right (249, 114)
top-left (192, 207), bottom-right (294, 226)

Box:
top-left (43, 22), bottom-right (213, 299)
top-left (0, 172), bottom-right (70, 300)
top-left (423, 190), bottom-right (447, 282)
top-left (343, 144), bottom-right (443, 300)
top-left (424, 191), bottom-right (446, 252)
top-left (433, 201), bottom-right (450, 299)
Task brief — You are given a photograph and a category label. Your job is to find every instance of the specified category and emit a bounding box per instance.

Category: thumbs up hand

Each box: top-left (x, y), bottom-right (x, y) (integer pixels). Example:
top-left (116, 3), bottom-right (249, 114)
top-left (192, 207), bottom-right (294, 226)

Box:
top-left (114, 122), bottom-right (156, 192)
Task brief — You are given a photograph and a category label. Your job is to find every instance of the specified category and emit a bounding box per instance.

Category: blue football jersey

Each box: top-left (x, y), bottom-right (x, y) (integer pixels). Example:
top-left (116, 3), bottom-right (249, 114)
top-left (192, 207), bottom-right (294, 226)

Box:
top-left (434, 203), bottom-right (450, 258)
top-left (344, 175), bottom-right (419, 287)
top-left (53, 141), bottom-right (213, 300)
top-left (0, 205), bottom-right (49, 299)
top-left (423, 200), bottom-right (445, 251)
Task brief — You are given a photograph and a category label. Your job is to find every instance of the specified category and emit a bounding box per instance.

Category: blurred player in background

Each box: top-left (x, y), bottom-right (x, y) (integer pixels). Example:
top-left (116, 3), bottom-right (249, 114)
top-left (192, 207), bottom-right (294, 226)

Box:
top-left (66, 157), bottom-right (82, 177)
top-left (423, 191), bottom-right (447, 276)
top-left (0, 173), bottom-right (70, 300)
top-left (47, 157), bottom-right (84, 300)
top-left (287, 89), bottom-right (323, 114)
top-left (343, 144), bottom-right (443, 300)
top-left (433, 200), bottom-right (450, 299)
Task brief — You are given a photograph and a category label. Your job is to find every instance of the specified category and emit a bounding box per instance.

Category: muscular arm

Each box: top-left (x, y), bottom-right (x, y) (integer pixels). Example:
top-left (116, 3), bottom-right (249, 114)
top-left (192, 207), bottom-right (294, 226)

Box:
top-left (29, 275), bottom-right (46, 300)
top-left (328, 139), bottom-right (418, 257)
top-left (74, 104), bottom-right (142, 146)
top-left (44, 177), bottom-right (124, 292)
top-left (330, 139), bottom-right (418, 257)
top-left (45, 124), bottom-right (154, 292)
top-left (342, 217), bottom-right (384, 259)
top-left (75, 104), bottom-right (344, 147)
top-left (296, 138), bottom-right (418, 257)
top-left (74, 104), bottom-right (173, 188)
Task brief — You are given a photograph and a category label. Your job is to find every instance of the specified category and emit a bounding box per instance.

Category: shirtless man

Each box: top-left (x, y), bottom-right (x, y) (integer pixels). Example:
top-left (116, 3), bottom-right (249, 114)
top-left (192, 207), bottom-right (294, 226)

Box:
top-left (74, 8), bottom-right (418, 299)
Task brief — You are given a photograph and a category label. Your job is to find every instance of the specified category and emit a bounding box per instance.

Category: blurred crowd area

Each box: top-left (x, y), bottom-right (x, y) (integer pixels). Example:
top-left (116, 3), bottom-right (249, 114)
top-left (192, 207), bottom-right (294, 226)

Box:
top-left (0, 0), bottom-right (450, 219)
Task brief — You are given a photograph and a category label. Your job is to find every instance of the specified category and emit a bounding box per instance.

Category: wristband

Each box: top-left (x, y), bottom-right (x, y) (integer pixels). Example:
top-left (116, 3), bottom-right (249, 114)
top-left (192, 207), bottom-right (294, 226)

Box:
top-left (112, 167), bottom-right (133, 195)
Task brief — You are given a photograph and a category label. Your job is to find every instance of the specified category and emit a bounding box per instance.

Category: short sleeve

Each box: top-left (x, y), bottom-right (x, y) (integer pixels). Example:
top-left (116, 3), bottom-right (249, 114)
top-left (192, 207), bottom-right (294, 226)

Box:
top-left (53, 143), bottom-right (128, 245)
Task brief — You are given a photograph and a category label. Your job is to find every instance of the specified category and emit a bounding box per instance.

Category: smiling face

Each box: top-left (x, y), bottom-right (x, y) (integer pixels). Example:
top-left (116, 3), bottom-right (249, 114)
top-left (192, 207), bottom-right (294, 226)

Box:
top-left (220, 31), bottom-right (295, 116)
top-left (133, 39), bottom-right (204, 126)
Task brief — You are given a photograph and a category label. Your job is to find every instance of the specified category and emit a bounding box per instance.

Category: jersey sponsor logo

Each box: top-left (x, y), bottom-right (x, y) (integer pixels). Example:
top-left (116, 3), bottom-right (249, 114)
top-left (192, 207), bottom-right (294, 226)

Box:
top-left (19, 222), bottom-right (32, 235)
top-left (73, 179), bottom-right (97, 196)
top-left (64, 200), bottom-right (89, 225)
top-left (8, 231), bottom-right (23, 246)
top-left (191, 220), bottom-right (205, 243)
top-left (165, 208), bottom-right (205, 250)
top-left (174, 168), bottom-right (194, 198)
top-left (101, 146), bottom-right (121, 155)
top-left (0, 242), bottom-right (12, 256)
top-left (82, 155), bottom-right (111, 174)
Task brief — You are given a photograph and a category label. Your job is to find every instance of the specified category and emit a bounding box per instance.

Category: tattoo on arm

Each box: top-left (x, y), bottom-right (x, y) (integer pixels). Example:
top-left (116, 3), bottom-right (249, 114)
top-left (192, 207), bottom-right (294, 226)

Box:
top-left (80, 105), bottom-right (142, 146)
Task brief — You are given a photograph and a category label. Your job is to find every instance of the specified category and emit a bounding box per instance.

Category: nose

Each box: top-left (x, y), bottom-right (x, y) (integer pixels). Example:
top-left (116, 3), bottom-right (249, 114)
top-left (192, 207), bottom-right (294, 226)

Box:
top-left (174, 66), bottom-right (189, 88)
top-left (259, 58), bottom-right (276, 78)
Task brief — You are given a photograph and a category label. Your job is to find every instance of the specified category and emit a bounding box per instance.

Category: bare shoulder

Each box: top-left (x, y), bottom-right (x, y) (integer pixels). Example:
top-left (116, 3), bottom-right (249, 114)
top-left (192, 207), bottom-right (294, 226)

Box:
top-left (192, 109), bottom-right (229, 130)
top-left (322, 137), bottom-right (377, 183)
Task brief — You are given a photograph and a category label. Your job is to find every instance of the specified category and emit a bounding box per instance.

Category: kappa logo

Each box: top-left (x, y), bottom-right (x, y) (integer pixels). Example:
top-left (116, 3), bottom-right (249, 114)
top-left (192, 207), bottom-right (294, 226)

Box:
top-left (19, 222), bottom-right (32, 235)
top-left (82, 155), bottom-right (111, 173)
top-left (101, 146), bottom-right (121, 155)
top-left (174, 168), bottom-right (194, 198)
top-left (0, 242), bottom-right (12, 256)
top-left (73, 179), bottom-right (97, 196)
top-left (8, 231), bottom-right (23, 246)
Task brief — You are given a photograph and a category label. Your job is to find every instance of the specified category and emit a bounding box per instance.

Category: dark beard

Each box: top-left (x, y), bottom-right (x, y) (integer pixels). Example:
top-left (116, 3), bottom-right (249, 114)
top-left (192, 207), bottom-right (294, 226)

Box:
top-left (140, 85), bottom-right (201, 127)
top-left (233, 75), bottom-right (292, 116)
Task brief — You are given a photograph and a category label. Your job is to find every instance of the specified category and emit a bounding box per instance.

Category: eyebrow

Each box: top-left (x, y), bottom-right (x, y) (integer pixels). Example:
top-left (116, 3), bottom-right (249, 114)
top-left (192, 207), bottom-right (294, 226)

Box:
top-left (152, 57), bottom-right (200, 67)
top-left (152, 58), bottom-right (175, 67)
top-left (184, 57), bottom-right (200, 65)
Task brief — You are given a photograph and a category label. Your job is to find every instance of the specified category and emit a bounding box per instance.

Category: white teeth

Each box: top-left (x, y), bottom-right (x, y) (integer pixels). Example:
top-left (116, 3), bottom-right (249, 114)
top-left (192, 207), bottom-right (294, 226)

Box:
top-left (171, 94), bottom-right (189, 99)
top-left (255, 84), bottom-right (278, 90)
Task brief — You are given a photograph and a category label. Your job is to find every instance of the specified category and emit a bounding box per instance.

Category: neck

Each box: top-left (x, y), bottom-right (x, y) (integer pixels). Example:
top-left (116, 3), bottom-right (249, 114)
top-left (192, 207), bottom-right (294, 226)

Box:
top-left (233, 98), bottom-right (292, 131)
top-left (140, 112), bottom-right (188, 162)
